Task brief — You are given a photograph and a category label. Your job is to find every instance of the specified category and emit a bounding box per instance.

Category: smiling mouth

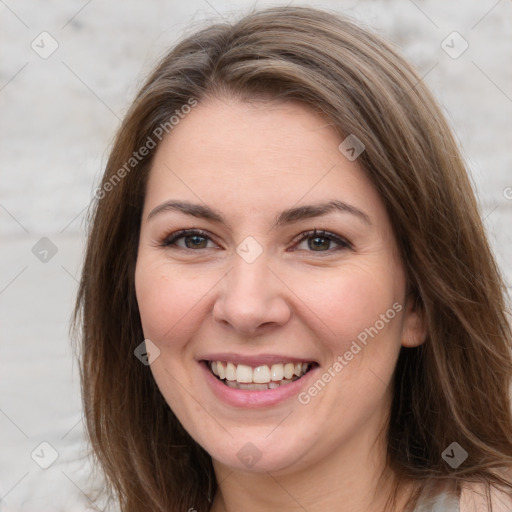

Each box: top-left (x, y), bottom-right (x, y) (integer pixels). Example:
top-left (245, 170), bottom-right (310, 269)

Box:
top-left (206, 360), bottom-right (316, 390)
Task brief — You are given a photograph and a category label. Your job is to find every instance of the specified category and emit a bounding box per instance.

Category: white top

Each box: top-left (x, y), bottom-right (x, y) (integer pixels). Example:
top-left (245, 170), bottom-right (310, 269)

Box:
top-left (414, 490), bottom-right (459, 512)
top-left (414, 482), bottom-right (512, 512)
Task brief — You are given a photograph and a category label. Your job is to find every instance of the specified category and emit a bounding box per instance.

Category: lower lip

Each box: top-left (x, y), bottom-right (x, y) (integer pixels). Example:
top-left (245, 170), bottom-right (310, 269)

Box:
top-left (200, 362), bottom-right (318, 408)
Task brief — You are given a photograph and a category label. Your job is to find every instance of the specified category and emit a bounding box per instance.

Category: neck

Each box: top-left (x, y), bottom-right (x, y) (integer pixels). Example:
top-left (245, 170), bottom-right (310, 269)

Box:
top-left (210, 422), bottom-right (413, 512)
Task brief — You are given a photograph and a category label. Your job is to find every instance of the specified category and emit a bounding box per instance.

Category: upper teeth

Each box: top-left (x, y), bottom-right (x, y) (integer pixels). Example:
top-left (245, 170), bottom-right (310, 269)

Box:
top-left (210, 361), bottom-right (310, 383)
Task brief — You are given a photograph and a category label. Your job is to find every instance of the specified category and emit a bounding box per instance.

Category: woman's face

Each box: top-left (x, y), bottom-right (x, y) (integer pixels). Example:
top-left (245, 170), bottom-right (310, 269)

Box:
top-left (135, 97), bottom-right (424, 475)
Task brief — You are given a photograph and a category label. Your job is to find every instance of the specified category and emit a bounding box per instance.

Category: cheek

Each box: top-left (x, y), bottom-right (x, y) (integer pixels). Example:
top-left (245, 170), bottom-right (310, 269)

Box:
top-left (290, 261), bottom-right (403, 348)
top-left (135, 259), bottom-right (210, 346)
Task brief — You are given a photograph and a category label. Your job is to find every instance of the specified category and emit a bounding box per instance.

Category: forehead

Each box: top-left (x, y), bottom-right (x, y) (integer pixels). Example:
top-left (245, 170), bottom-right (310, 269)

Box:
top-left (155, 97), bottom-right (339, 166)
top-left (144, 97), bottom-right (386, 224)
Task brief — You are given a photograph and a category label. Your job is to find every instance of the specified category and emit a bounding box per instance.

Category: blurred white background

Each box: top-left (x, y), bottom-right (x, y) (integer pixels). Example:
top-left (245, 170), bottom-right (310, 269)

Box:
top-left (1, 0), bottom-right (511, 510)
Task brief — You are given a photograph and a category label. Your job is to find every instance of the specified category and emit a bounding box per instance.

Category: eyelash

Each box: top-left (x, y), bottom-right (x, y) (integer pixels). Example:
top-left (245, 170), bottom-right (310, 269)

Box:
top-left (160, 228), bottom-right (352, 254)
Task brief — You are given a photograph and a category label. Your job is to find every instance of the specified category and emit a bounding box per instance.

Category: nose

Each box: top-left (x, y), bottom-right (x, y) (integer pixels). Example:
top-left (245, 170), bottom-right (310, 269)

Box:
top-left (212, 254), bottom-right (291, 337)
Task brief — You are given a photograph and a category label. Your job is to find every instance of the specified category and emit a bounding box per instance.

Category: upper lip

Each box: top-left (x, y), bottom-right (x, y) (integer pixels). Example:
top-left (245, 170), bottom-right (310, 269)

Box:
top-left (198, 353), bottom-right (318, 367)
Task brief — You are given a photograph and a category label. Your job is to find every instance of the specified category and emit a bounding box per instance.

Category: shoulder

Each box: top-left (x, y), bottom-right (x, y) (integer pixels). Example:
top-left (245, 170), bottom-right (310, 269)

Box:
top-left (459, 475), bottom-right (512, 512)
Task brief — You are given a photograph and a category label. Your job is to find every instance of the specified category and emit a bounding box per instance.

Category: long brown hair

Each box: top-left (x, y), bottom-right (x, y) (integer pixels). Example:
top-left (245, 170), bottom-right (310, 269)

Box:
top-left (74, 6), bottom-right (512, 511)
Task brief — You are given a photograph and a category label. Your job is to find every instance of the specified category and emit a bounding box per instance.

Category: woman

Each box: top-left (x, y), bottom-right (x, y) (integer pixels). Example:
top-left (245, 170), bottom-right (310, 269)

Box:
top-left (75, 6), bottom-right (512, 511)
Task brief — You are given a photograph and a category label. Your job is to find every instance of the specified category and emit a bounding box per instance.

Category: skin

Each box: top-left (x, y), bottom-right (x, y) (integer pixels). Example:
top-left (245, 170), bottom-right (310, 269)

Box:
top-left (135, 97), bottom-right (426, 512)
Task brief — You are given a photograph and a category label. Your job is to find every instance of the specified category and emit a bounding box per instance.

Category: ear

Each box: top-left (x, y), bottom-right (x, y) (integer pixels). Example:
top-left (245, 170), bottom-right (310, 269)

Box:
top-left (401, 295), bottom-right (427, 348)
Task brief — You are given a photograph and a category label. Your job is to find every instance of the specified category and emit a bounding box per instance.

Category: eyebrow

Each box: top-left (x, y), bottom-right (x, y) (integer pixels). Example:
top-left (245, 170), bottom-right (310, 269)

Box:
top-left (147, 199), bottom-right (371, 227)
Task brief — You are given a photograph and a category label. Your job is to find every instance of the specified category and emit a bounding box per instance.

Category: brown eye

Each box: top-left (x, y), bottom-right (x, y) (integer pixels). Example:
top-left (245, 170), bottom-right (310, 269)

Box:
top-left (182, 234), bottom-right (209, 249)
top-left (293, 229), bottom-right (351, 253)
top-left (307, 235), bottom-right (332, 251)
top-left (161, 229), bottom-right (217, 250)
